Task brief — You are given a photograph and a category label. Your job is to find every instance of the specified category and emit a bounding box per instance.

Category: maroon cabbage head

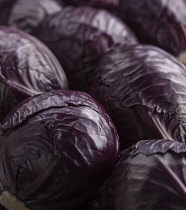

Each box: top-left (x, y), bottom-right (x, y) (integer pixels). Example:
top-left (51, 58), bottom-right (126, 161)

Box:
top-left (91, 44), bottom-right (186, 149)
top-left (0, 0), bottom-right (63, 33)
top-left (33, 6), bottom-right (137, 91)
top-left (0, 90), bottom-right (119, 210)
top-left (119, 0), bottom-right (186, 64)
top-left (0, 26), bottom-right (68, 121)
top-left (106, 139), bottom-right (186, 210)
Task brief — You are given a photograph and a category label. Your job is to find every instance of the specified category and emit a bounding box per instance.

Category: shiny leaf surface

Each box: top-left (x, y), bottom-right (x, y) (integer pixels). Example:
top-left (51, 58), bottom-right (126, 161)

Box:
top-left (0, 0), bottom-right (62, 33)
top-left (91, 44), bottom-right (186, 149)
top-left (33, 6), bottom-right (137, 91)
top-left (0, 26), bottom-right (68, 121)
top-left (119, 0), bottom-right (186, 58)
top-left (107, 139), bottom-right (186, 210)
top-left (0, 90), bottom-right (119, 210)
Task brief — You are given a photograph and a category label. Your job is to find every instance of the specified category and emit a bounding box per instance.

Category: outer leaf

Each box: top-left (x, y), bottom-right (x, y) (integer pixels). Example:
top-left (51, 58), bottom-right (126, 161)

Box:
top-left (0, 26), bottom-right (68, 121)
top-left (106, 139), bottom-right (186, 210)
top-left (0, 0), bottom-right (63, 33)
top-left (91, 44), bottom-right (186, 149)
top-left (119, 0), bottom-right (186, 60)
top-left (0, 90), bottom-right (119, 210)
top-left (33, 6), bottom-right (137, 91)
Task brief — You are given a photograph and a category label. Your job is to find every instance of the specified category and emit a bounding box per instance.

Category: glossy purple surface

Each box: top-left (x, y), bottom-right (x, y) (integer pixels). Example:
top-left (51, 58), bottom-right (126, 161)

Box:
top-left (91, 44), bottom-right (186, 149)
top-left (33, 6), bottom-right (137, 91)
top-left (107, 139), bottom-right (186, 210)
top-left (119, 0), bottom-right (186, 57)
top-left (0, 90), bottom-right (119, 210)
top-left (0, 26), bottom-right (68, 121)
top-left (0, 0), bottom-right (62, 33)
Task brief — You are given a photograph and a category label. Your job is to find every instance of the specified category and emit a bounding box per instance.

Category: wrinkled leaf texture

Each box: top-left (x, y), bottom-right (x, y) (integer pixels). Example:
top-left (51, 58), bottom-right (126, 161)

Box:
top-left (0, 90), bottom-right (119, 210)
top-left (91, 44), bottom-right (186, 149)
top-left (119, 0), bottom-right (186, 58)
top-left (33, 6), bottom-right (137, 91)
top-left (0, 26), bottom-right (68, 121)
top-left (106, 139), bottom-right (186, 210)
top-left (0, 0), bottom-right (63, 33)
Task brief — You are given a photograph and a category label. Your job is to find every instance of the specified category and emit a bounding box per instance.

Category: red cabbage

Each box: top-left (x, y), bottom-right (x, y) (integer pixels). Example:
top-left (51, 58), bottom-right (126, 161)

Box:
top-left (119, 0), bottom-right (186, 64)
top-left (0, 26), bottom-right (68, 121)
top-left (91, 44), bottom-right (186, 149)
top-left (0, 90), bottom-right (119, 210)
top-left (106, 139), bottom-right (186, 210)
top-left (0, 0), bottom-right (63, 33)
top-left (33, 6), bottom-right (137, 91)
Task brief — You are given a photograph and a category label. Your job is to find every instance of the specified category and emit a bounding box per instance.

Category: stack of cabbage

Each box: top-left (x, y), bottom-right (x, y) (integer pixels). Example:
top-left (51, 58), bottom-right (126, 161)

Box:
top-left (0, 0), bottom-right (186, 210)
